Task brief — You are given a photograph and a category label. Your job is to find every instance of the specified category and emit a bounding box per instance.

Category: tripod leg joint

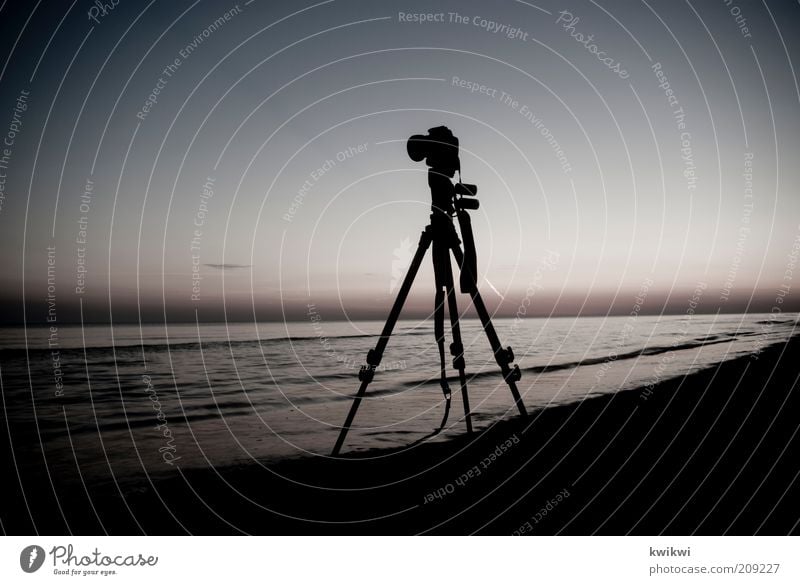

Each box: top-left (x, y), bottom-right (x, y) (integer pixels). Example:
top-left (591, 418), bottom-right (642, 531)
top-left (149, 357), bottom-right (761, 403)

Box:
top-left (498, 346), bottom-right (515, 364)
top-left (366, 349), bottom-right (381, 367)
top-left (449, 342), bottom-right (465, 371)
top-left (358, 365), bottom-right (375, 383)
top-left (505, 364), bottom-right (522, 383)
top-left (495, 346), bottom-right (521, 382)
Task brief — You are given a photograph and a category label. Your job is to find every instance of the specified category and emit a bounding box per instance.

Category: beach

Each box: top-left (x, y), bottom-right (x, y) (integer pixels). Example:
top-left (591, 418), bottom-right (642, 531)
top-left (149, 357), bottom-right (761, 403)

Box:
top-left (6, 329), bottom-right (799, 535)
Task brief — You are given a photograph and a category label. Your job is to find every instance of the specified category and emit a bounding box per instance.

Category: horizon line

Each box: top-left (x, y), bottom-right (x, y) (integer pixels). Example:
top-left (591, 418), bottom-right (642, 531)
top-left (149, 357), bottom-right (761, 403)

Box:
top-left (4, 309), bottom-right (798, 327)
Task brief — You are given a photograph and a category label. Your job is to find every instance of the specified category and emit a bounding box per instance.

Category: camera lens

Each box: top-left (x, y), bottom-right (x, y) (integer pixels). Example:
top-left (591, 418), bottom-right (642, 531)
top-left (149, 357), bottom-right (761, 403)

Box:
top-left (406, 134), bottom-right (428, 162)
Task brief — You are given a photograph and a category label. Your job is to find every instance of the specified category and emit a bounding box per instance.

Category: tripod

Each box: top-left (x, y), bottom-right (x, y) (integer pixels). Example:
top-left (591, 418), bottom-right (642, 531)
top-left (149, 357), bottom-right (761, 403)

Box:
top-left (331, 169), bottom-right (528, 456)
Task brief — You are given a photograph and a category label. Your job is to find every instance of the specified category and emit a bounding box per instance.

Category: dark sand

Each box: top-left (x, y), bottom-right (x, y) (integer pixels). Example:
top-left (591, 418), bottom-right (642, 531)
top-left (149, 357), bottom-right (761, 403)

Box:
top-left (5, 335), bottom-right (800, 535)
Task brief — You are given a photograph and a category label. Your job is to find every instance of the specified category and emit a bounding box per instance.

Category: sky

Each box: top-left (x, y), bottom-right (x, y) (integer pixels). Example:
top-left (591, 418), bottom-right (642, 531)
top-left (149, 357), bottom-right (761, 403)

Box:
top-left (0, 0), bottom-right (798, 324)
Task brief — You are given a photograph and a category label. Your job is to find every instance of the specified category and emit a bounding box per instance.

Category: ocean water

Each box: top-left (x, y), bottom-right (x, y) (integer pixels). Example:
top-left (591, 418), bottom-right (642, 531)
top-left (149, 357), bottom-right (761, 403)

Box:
top-left (1, 313), bottom-right (797, 484)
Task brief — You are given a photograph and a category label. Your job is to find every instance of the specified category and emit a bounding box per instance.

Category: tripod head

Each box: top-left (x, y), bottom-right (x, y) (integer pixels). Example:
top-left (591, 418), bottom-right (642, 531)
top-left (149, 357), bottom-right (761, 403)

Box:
top-left (407, 126), bottom-right (479, 214)
top-left (407, 125), bottom-right (481, 294)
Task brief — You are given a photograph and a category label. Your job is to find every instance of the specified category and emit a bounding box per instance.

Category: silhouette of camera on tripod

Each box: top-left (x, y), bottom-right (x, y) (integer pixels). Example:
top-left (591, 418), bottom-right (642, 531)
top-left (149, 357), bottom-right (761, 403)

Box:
top-left (332, 125), bottom-right (527, 456)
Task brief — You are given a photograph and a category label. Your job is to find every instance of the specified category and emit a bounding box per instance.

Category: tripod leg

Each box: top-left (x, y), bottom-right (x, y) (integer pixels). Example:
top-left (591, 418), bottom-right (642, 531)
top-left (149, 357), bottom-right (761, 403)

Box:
top-left (433, 288), bottom-right (450, 397)
top-left (445, 284), bottom-right (473, 432)
top-left (434, 238), bottom-right (469, 432)
top-left (451, 245), bottom-right (528, 419)
top-left (440, 255), bottom-right (473, 433)
top-left (331, 226), bottom-right (433, 456)
top-left (432, 286), bottom-right (453, 431)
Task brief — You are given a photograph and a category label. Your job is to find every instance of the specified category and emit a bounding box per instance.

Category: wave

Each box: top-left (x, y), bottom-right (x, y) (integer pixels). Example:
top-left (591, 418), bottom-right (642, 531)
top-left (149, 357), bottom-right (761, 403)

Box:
top-left (755, 318), bottom-right (798, 325)
top-left (337, 334), bottom-right (745, 394)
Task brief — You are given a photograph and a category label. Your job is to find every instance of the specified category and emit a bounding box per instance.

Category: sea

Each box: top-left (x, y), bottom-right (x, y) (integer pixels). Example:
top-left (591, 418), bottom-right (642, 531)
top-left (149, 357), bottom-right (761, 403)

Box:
top-left (1, 313), bottom-right (797, 485)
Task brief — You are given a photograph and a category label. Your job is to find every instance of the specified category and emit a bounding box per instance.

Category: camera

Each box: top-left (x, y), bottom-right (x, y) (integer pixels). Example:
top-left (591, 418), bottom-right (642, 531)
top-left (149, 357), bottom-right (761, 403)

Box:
top-left (407, 126), bottom-right (460, 177)
top-left (408, 126), bottom-right (480, 212)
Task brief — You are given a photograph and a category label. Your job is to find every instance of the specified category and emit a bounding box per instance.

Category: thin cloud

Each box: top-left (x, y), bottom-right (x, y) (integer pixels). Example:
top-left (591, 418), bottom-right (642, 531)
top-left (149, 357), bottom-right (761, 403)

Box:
top-left (203, 263), bottom-right (252, 270)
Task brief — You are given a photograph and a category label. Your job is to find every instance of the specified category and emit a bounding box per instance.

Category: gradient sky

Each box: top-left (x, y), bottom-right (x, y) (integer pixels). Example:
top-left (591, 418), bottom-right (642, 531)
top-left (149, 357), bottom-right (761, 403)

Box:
top-left (0, 0), bottom-right (798, 323)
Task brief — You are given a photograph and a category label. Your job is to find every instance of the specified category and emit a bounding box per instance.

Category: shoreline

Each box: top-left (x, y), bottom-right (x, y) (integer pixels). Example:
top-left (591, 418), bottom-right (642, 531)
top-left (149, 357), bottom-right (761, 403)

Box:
top-left (6, 334), bottom-right (800, 534)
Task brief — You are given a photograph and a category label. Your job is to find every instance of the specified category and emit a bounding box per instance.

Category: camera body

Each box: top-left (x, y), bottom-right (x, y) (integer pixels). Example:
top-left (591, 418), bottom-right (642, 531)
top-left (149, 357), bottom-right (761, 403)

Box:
top-left (407, 126), bottom-right (460, 178)
top-left (407, 126), bottom-right (479, 211)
